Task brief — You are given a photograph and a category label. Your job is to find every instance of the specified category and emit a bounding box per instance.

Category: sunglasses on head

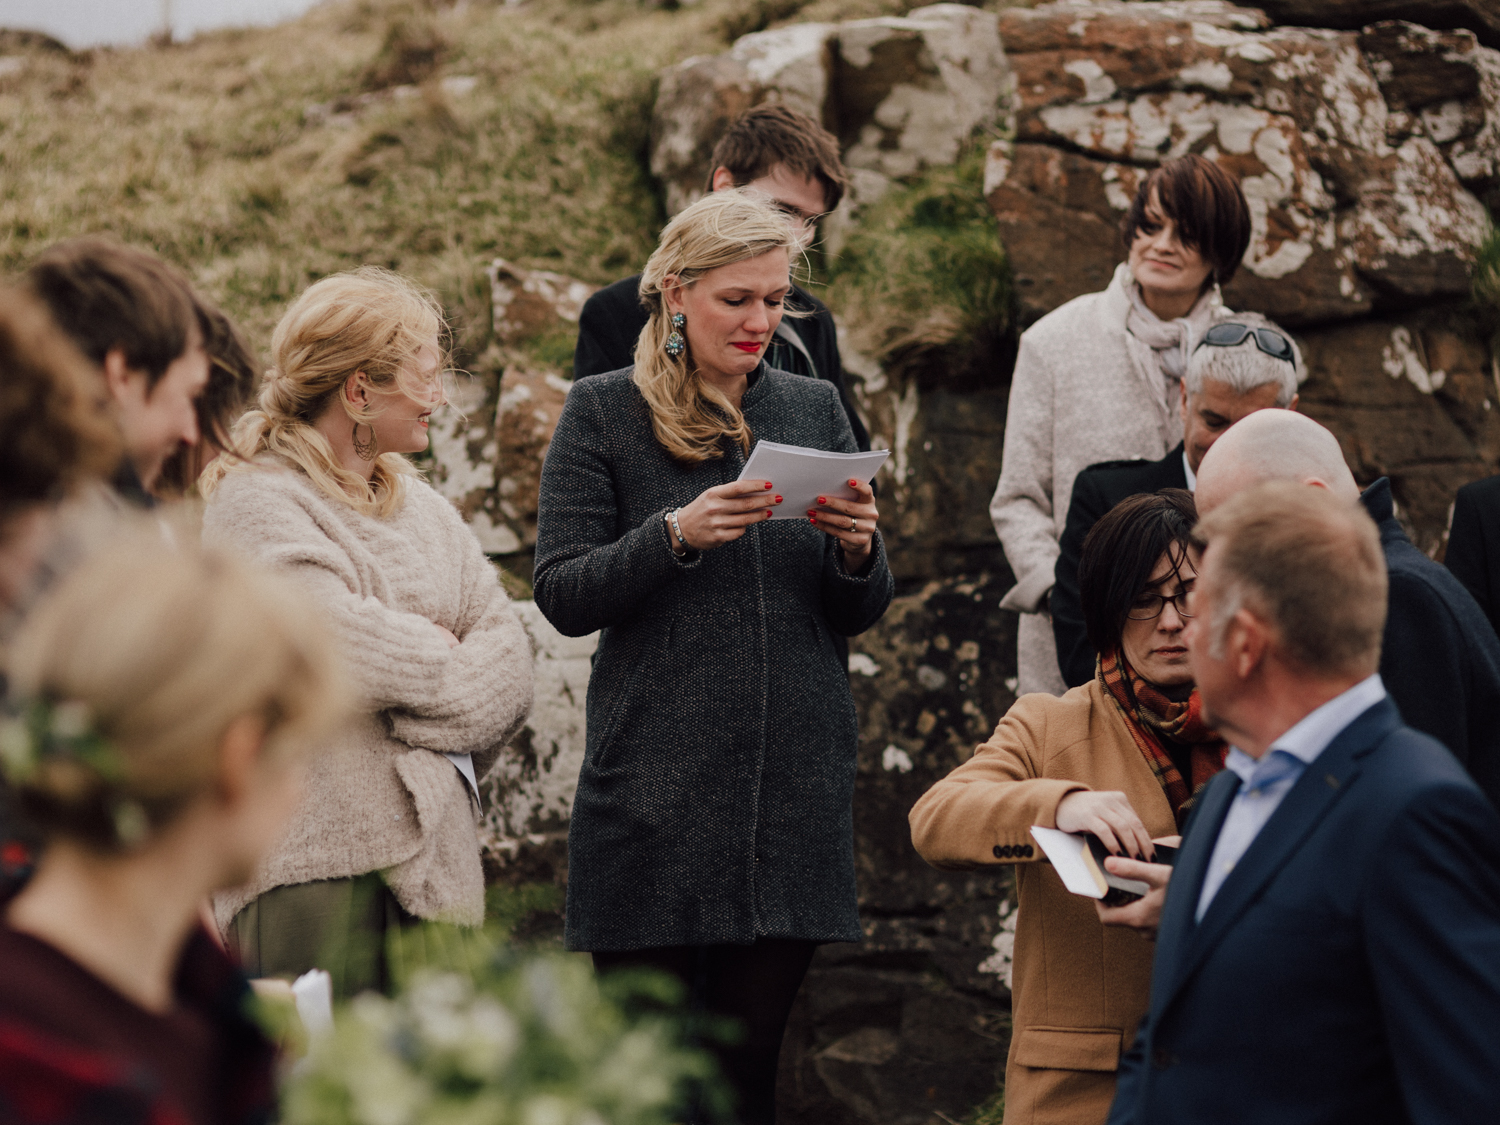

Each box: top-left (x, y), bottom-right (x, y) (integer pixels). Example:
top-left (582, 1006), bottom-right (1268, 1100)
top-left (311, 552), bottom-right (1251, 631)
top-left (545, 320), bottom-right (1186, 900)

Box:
top-left (1194, 322), bottom-right (1295, 364)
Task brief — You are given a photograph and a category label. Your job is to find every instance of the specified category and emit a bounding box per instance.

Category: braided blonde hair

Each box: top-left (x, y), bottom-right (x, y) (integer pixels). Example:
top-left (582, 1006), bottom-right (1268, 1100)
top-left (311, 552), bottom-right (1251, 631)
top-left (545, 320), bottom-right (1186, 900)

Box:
top-left (201, 267), bottom-right (446, 517)
top-left (635, 190), bottom-right (804, 464)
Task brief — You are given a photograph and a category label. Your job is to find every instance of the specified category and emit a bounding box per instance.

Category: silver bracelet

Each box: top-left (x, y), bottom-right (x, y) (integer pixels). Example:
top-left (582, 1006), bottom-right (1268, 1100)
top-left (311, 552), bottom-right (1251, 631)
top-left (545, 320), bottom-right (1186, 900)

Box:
top-left (667, 508), bottom-right (688, 556)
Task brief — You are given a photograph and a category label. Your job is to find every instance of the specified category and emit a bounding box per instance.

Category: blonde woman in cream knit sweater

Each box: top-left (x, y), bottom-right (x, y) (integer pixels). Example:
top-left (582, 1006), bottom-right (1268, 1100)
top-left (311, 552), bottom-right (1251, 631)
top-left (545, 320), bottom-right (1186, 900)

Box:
top-left (201, 268), bottom-right (533, 994)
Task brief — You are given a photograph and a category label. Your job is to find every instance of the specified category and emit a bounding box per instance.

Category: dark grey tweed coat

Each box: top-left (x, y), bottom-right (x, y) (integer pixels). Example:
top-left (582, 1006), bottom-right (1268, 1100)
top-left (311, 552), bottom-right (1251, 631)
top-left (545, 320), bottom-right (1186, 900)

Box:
top-left (534, 364), bottom-right (893, 951)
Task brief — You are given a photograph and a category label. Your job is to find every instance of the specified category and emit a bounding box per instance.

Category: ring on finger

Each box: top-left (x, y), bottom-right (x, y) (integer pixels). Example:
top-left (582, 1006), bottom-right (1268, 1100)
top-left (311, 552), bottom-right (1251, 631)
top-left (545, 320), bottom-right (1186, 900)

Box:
top-left (850, 517), bottom-right (859, 534)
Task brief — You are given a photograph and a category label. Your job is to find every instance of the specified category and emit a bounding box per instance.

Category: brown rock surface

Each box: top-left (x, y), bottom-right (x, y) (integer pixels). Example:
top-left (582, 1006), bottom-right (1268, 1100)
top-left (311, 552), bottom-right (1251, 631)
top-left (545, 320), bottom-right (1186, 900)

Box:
top-left (779, 574), bottom-right (1019, 1125)
top-left (651, 4), bottom-right (1010, 218)
top-left (426, 259), bottom-right (589, 556)
top-left (1255, 0), bottom-right (1500, 50)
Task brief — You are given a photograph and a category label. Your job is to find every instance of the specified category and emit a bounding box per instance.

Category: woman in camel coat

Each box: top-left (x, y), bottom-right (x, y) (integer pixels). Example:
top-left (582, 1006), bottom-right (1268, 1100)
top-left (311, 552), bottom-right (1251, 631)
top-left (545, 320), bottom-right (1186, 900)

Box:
top-left (911, 491), bottom-right (1226, 1125)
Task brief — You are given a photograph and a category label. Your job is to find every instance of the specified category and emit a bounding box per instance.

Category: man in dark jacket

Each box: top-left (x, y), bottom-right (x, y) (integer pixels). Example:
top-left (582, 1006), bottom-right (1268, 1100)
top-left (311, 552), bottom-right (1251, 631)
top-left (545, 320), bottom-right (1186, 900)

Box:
top-left (1105, 482), bottom-right (1500, 1125)
top-left (1444, 472), bottom-right (1500, 637)
top-left (1194, 409), bottom-right (1500, 807)
top-left (1053, 315), bottom-right (1299, 686)
top-left (572, 105), bottom-right (870, 451)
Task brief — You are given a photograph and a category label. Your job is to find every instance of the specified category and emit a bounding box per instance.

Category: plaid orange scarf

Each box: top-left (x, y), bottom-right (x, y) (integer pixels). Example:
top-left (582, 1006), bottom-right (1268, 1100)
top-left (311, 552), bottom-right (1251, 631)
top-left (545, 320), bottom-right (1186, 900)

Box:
top-left (1098, 647), bottom-right (1228, 828)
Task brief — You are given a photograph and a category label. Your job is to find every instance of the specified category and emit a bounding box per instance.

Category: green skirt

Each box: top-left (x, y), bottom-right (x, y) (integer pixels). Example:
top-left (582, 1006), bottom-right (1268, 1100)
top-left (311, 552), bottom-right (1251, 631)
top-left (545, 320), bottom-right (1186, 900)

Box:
top-left (229, 873), bottom-right (418, 999)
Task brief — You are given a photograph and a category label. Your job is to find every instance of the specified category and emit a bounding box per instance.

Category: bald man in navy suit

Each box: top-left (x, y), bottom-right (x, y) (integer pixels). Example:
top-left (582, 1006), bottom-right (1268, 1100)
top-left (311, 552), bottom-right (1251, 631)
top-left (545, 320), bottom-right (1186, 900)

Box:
top-left (1106, 482), bottom-right (1500, 1125)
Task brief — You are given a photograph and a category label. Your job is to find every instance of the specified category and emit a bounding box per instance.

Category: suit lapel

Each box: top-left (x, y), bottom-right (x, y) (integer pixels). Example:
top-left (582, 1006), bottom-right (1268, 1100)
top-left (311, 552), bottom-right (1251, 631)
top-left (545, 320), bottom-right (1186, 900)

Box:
top-left (1164, 700), bottom-right (1400, 1003)
top-left (1150, 769), bottom-right (1240, 1010)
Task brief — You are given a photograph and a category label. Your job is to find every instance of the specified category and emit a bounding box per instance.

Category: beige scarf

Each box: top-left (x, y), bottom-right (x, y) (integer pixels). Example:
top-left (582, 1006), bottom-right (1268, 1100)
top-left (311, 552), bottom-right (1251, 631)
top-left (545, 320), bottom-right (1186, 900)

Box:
top-left (1121, 270), bottom-right (1221, 444)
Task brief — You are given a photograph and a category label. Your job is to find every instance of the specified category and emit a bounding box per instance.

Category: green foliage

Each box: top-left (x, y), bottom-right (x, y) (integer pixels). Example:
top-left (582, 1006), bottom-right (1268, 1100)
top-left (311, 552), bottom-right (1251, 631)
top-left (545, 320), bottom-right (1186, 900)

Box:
top-left (823, 145), bottom-right (1011, 378)
top-left (1475, 223), bottom-right (1500, 320)
top-left (282, 946), bottom-right (719, 1125)
top-left (962, 1089), bottom-right (1006, 1125)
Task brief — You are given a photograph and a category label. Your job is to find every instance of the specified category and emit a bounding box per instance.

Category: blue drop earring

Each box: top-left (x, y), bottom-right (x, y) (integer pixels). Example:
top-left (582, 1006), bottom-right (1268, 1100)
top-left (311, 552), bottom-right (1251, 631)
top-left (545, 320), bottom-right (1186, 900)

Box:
top-left (665, 312), bottom-right (686, 358)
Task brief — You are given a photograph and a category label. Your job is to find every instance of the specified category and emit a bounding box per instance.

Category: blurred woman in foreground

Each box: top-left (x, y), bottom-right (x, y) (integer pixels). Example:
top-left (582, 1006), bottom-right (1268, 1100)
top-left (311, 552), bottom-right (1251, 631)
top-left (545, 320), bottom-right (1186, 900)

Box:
top-left (0, 537), bottom-right (347, 1125)
top-left (911, 491), bottom-right (1226, 1125)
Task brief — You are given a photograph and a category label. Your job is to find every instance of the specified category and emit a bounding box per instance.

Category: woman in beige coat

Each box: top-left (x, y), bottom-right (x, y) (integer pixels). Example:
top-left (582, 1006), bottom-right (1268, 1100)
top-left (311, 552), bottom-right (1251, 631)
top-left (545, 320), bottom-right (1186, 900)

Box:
top-left (990, 155), bottom-right (1251, 696)
top-left (911, 491), bottom-right (1226, 1125)
top-left (201, 268), bottom-right (533, 995)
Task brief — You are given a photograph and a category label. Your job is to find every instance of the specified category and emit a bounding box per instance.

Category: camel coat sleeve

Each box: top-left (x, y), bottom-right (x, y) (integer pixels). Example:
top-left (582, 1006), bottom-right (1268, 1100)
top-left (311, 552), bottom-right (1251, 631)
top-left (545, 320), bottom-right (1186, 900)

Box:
top-left (909, 686), bottom-right (1090, 868)
top-left (910, 681), bottom-right (1182, 1125)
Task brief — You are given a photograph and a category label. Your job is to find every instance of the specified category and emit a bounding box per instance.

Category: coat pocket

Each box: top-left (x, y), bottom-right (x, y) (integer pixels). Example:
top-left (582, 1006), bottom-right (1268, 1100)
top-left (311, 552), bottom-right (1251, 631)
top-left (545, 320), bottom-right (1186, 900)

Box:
top-left (1014, 1026), bottom-right (1123, 1072)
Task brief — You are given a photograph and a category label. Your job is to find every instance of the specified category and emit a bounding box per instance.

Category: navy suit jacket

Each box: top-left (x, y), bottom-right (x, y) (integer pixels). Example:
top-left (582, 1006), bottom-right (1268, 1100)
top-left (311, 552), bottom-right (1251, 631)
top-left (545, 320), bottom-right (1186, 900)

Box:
top-left (1108, 698), bottom-right (1500, 1125)
top-left (1362, 478), bottom-right (1500, 808)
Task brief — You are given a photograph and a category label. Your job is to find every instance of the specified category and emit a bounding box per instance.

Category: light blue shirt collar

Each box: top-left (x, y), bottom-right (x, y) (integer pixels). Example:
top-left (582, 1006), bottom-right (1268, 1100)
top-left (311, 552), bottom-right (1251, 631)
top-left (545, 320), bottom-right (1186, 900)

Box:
top-left (1183, 449), bottom-right (1197, 492)
top-left (1224, 673), bottom-right (1387, 783)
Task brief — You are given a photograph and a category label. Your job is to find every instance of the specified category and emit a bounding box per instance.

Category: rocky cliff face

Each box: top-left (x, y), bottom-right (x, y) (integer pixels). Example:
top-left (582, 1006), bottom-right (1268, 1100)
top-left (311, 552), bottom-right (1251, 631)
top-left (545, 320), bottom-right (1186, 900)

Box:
top-left (988, 0), bottom-right (1500, 553)
top-left (429, 3), bottom-right (1498, 1121)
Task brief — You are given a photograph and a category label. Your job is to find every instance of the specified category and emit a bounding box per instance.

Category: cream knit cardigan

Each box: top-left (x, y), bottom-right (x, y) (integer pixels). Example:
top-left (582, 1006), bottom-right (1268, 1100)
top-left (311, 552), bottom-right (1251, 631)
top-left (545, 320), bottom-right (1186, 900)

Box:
top-left (990, 264), bottom-right (1230, 696)
top-left (204, 464), bottom-right (534, 928)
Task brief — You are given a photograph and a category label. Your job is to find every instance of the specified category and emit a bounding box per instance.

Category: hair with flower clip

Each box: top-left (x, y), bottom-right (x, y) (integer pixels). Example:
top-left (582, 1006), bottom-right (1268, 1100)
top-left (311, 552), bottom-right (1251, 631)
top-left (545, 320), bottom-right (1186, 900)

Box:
top-left (0, 697), bottom-right (150, 848)
top-left (3, 535), bottom-right (349, 855)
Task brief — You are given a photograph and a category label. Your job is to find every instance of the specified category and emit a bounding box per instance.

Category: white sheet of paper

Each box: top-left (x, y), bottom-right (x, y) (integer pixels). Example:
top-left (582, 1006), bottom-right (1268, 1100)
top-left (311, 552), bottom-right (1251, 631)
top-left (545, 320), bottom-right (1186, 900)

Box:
top-left (445, 751), bottom-right (480, 802)
top-left (1029, 826), bottom-right (1108, 899)
top-left (736, 440), bottom-right (889, 520)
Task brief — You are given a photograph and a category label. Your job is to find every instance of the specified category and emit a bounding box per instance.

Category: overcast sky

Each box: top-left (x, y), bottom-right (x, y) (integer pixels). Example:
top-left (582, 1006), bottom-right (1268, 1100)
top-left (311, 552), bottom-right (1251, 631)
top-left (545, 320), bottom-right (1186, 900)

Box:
top-left (0, 0), bottom-right (322, 48)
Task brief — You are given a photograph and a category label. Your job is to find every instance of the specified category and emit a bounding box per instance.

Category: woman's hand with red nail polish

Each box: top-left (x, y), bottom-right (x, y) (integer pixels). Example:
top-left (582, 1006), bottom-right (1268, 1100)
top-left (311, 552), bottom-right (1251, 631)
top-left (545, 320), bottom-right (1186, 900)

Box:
top-left (807, 476), bottom-right (879, 572)
top-left (673, 479), bottom-right (781, 550)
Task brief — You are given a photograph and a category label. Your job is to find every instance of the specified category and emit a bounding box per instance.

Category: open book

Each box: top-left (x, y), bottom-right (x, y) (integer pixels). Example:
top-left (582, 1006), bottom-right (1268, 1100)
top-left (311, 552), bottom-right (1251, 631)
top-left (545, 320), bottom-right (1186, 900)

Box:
top-left (1029, 826), bottom-right (1177, 906)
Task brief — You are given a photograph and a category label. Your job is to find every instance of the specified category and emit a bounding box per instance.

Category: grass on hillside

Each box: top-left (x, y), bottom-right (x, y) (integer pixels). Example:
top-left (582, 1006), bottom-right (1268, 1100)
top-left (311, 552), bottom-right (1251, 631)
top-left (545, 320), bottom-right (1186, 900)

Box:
top-left (0, 0), bottom-right (940, 366)
top-left (825, 144), bottom-right (1011, 384)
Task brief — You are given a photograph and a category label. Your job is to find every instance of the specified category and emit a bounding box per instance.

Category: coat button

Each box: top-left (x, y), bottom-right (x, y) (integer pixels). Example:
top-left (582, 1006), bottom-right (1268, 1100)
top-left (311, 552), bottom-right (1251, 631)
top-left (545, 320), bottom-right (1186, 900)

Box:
top-left (1022, 844), bottom-right (1034, 857)
top-left (992, 845), bottom-right (1005, 858)
top-left (1152, 1048), bottom-right (1177, 1069)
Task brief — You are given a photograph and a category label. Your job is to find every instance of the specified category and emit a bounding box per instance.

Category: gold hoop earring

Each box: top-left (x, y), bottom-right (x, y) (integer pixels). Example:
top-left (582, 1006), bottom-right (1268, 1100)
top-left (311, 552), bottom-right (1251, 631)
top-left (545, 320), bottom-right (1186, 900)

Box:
top-left (352, 421), bottom-right (379, 461)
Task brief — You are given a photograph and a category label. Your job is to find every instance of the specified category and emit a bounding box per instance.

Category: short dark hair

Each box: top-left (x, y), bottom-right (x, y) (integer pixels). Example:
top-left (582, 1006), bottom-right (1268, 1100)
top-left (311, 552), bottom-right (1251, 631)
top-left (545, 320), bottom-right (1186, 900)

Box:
top-left (155, 297), bottom-right (260, 497)
top-left (1120, 155), bottom-right (1252, 288)
top-left (1079, 489), bottom-right (1199, 656)
top-left (0, 286), bottom-right (121, 525)
top-left (706, 105), bottom-right (847, 214)
top-left (26, 236), bottom-right (199, 388)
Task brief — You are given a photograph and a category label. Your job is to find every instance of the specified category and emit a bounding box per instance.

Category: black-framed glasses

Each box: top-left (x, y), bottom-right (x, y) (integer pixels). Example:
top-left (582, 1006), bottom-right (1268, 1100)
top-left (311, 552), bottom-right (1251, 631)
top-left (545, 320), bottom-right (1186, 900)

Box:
top-left (1127, 591), bottom-right (1195, 621)
top-left (1194, 322), bottom-right (1295, 364)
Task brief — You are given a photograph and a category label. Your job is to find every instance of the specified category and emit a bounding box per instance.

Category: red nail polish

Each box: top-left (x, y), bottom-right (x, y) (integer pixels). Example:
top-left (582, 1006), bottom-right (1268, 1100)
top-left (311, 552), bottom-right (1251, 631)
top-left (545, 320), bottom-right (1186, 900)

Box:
top-left (849, 479), bottom-right (858, 488)
top-left (764, 481), bottom-right (773, 490)
top-left (774, 495), bottom-right (783, 503)
top-left (809, 515), bottom-right (817, 524)
top-left (817, 496), bottom-right (827, 505)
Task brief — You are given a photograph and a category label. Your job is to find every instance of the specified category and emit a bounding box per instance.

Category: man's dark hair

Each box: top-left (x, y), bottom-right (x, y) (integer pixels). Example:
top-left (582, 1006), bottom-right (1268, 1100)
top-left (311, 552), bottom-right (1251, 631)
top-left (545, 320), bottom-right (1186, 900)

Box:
top-left (1079, 489), bottom-right (1199, 656)
top-left (26, 236), bottom-right (199, 388)
top-left (706, 105), bottom-right (848, 214)
top-left (1120, 154), bottom-right (1252, 288)
top-left (155, 297), bottom-right (260, 497)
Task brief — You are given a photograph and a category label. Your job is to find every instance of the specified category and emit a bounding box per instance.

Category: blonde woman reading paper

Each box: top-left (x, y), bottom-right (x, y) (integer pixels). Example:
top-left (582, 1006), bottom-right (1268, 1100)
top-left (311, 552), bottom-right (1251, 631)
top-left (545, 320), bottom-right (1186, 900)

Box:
top-left (201, 268), bottom-right (533, 995)
top-left (534, 190), bottom-right (893, 1124)
top-left (0, 537), bottom-right (346, 1125)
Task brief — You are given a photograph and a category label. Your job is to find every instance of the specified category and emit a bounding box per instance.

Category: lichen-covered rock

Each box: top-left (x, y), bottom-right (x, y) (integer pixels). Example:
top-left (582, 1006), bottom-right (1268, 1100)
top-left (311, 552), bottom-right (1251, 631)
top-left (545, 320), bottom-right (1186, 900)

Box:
top-left (426, 259), bottom-right (589, 554)
top-left (779, 573), bottom-right (1018, 1125)
top-left (479, 600), bottom-right (594, 859)
top-left (1294, 308), bottom-right (1500, 554)
top-left (650, 5), bottom-right (1010, 219)
top-left (1360, 21), bottom-right (1500, 210)
top-left (989, 0), bottom-right (1494, 327)
top-left (1255, 0), bottom-right (1500, 50)
top-left (652, 23), bottom-right (838, 217)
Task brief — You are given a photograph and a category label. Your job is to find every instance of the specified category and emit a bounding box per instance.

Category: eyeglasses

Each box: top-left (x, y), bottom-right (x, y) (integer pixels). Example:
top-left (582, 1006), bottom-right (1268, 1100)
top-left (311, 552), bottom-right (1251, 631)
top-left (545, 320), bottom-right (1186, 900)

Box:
top-left (1193, 322), bottom-right (1295, 364)
top-left (1127, 591), bottom-right (1195, 621)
